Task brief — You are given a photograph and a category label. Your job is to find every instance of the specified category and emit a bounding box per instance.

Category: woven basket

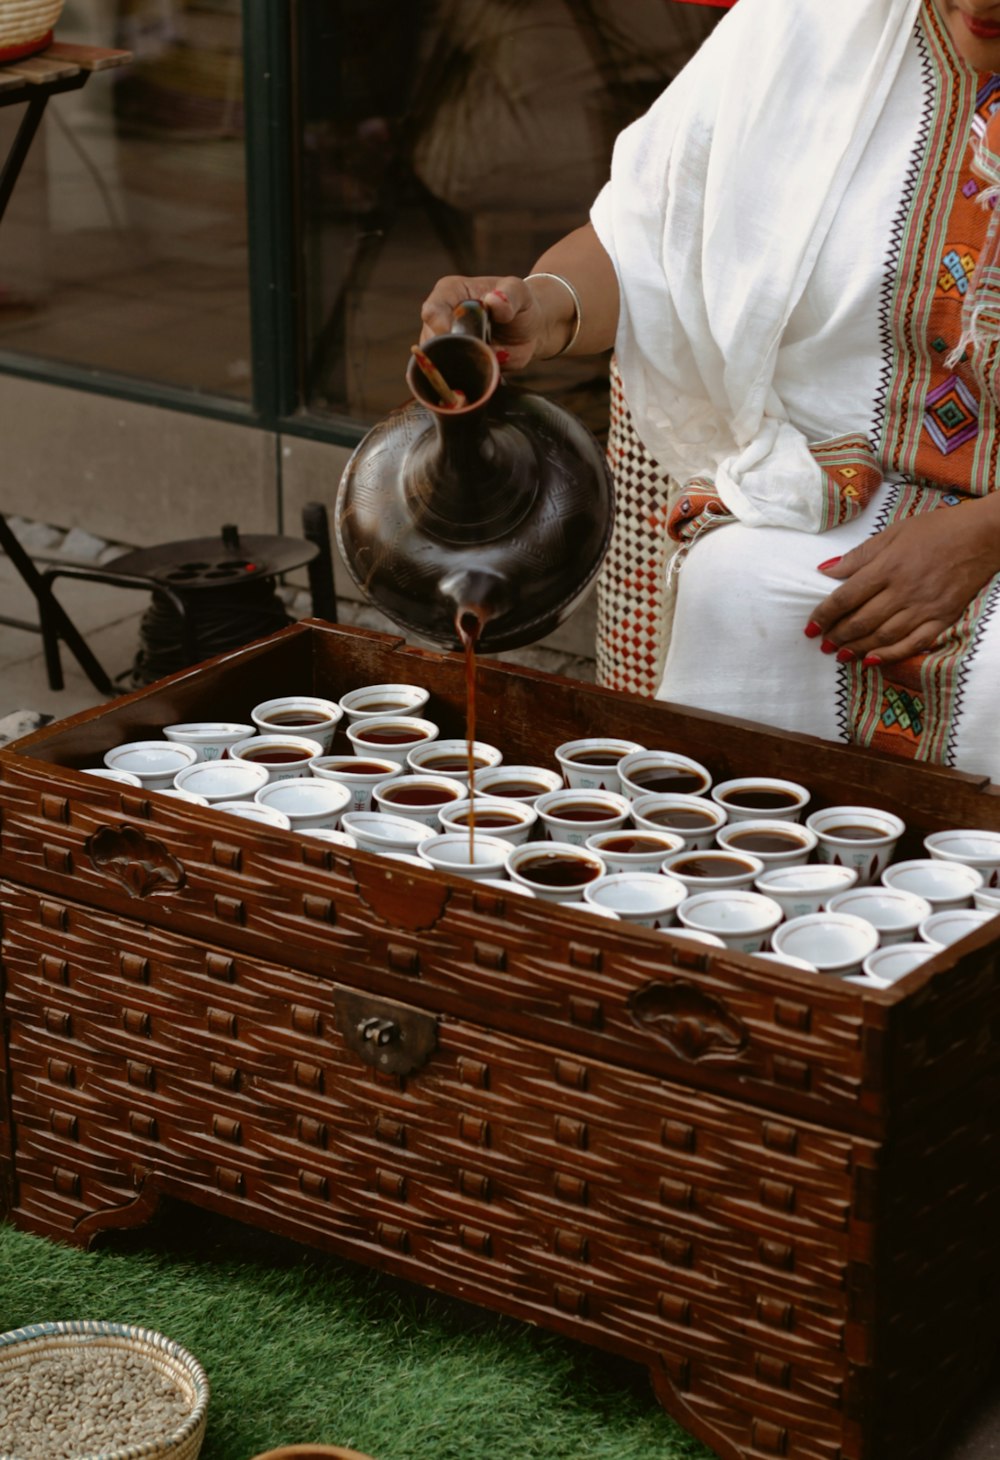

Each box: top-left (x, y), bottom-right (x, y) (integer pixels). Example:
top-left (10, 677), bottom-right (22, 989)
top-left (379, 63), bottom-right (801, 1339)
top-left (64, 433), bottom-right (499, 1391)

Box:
top-left (0, 1320), bottom-right (210, 1460)
top-left (0, 0), bottom-right (63, 62)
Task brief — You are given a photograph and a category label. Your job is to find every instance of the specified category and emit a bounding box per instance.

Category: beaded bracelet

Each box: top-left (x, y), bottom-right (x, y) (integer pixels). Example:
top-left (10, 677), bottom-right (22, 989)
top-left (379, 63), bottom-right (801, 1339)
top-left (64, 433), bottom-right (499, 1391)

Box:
top-left (524, 272), bottom-right (583, 357)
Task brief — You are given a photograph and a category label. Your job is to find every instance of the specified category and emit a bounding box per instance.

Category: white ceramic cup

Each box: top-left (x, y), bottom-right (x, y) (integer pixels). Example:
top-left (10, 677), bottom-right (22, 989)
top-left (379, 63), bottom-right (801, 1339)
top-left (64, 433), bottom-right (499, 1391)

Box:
top-left (338, 683), bottom-right (431, 722)
top-left (924, 828), bottom-right (1000, 890)
top-left (230, 734), bottom-right (325, 783)
top-left (213, 800), bottom-right (292, 828)
top-left (752, 951), bottom-right (819, 973)
top-left (156, 787), bottom-right (210, 806)
top-left (339, 811), bottom-right (429, 855)
top-left (418, 832), bottom-right (512, 880)
top-left (473, 765), bottom-right (563, 804)
top-left (162, 721), bottom-right (256, 761)
top-left (534, 788), bottom-right (631, 846)
top-left (711, 776), bottom-right (810, 823)
top-left (881, 857), bottom-right (983, 910)
top-left (825, 886), bottom-right (933, 946)
top-left (505, 840), bottom-right (607, 903)
top-left (439, 797), bottom-right (537, 845)
top-left (250, 696), bottom-right (343, 754)
top-left (862, 941), bottom-right (939, 985)
top-left (656, 928), bottom-right (727, 949)
top-left (553, 737), bottom-right (645, 795)
top-left (255, 777), bottom-right (352, 831)
top-left (661, 847), bottom-right (765, 893)
top-left (918, 907), bottom-right (996, 949)
top-left (676, 889), bottom-right (784, 953)
top-left (301, 828), bottom-right (357, 849)
top-left (616, 749), bottom-right (712, 800)
top-left (805, 805), bottom-right (906, 886)
top-left (630, 793), bottom-right (728, 849)
top-left (310, 753), bottom-right (402, 814)
top-left (405, 738), bottom-right (503, 786)
top-left (754, 863), bottom-right (859, 920)
top-left (771, 912), bottom-right (880, 977)
top-left (973, 886), bottom-right (1000, 913)
top-left (81, 767), bottom-right (143, 787)
top-left (103, 740), bottom-right (199, 790)
top-left (173, 758), bottom-right (270, 804)
top-left (716, 818), bottom-right (817, 869)
top-left (345, 715), bottom-right (439, 766)
top-left (583, 871), bottom-right (687, 929)
top-left (583, 828), bottom-right (684, 874)
top-left (372, 773), bottom-right (466, 830)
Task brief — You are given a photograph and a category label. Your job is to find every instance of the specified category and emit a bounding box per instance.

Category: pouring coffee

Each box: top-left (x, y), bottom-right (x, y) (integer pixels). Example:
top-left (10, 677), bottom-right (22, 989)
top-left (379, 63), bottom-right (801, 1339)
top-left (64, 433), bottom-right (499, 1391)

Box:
top-left (334, 300), bottom-right (614, 652)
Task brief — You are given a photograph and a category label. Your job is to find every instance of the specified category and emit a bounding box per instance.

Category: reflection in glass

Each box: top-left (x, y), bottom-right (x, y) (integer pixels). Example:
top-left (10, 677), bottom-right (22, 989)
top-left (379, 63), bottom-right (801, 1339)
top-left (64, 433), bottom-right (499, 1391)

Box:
top-left (0, 0), bottom-right (251, 399)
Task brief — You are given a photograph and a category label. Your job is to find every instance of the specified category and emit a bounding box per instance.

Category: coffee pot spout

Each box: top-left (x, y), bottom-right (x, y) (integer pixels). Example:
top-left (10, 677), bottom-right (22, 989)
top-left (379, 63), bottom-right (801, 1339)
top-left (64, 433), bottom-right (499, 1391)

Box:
top-left (438, 567), bottom-right (510, 641)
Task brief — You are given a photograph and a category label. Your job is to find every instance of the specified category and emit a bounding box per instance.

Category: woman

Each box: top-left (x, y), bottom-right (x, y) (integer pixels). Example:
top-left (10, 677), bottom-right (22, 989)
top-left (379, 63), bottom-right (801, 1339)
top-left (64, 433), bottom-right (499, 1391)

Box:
top-left (419, 0), bottom-right (1000, 783)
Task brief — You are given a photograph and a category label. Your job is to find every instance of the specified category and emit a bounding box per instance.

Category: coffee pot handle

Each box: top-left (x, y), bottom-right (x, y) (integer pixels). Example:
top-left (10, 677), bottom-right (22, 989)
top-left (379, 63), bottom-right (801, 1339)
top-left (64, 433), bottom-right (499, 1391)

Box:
top-left (450, 299), bottom-right (491, 344)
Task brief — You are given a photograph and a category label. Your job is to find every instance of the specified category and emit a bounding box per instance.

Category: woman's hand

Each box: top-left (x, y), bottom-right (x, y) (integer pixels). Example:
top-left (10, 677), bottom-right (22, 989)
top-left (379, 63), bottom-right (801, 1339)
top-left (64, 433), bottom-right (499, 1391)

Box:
top-left (419, 275), bottom-right (546, 371)
top-left (805, 497), bottom-right (1000, 665)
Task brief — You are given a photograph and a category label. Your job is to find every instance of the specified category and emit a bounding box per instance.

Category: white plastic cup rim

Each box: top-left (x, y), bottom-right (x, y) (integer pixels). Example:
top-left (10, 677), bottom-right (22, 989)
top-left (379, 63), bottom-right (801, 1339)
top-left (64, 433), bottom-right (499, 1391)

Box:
top-left (438, 797), bottom-right (537, 841)
top-left (677, 889), bottom-right (784, 936)
top-left (163, 722), bottom-right (255, 742)
top-left (81, 767), bottom-right (143, 786)
top-left (825, 886), bottom-right (933, 930)
top-left (301, 828), bottom-right (357, 847)
top-left (535, 788), bottom-right (631, 822)
top-left (104, 740), bottom-right (199, 780)
top-left (338, 683), bottom-right (431, 720)
top-left (230, 734), bottom-right (325, 767)
top-left (658, 928), bottom-right (726, 948)
top-left (373, 774), bottom-right (466, 814)
top-left (173, 760), bottom-right (270, 801)
top-left (756, 864), bottom-right (859, 895)
top-left (473, 766), bottom-right (563, 801)
top-left (156, 787), bottom-right (209, 805)
top-left (716, 819), bottom-right (817, 861)
top-left (631, 793), bottom-right (727, 832)
top-left (339, 811), bottom-right (428, 849)
top-left (418, 832), bottom-right (512, 875)
top-left (662, 849), bottom-right (765, 887)
top-left (583, 871), bottom-right (687, 919)
top-left (505, 840), bottom-right (607, 897)
top-left (862, 941), bottom-right (939, 983)
top-left (406, 739), bottom-right (503, 777)
top-left (255, 778), bottom-right (352, 820)
top-left (345, 717), bottom-right (440, 751)
top-left (251, 697), bottom-right (343, 734)
top-left (584, 829), bottom-right (685, 863)
top-left (924, 829), bottom-right (1000, 866)
top-left (882, 858), bottom-right (984, 902)
top-left (771, 912), bottom-right (880, 972)
top-left (311, 755), bottom-right (401, 782)
top-left (554, 737), bottom-right (645, 769)
top-left (214, 800), bottom-right (292, 828)
top-left (918, 908), bottom-right (996, 949)
top-left (616, 749), bottom-right (713, 797)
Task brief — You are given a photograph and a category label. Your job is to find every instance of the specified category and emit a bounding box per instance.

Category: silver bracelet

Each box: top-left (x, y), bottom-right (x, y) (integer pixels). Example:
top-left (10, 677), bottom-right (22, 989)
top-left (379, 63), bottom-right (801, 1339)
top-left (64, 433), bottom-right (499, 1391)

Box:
top-left (524, 272), bottom-right (582, 357)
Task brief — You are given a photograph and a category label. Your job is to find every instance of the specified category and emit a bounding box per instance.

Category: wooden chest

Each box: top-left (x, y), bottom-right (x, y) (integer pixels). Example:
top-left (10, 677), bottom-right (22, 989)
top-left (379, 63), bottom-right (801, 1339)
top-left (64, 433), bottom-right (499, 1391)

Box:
top-left (1, 620), bottom-right (999, 1460)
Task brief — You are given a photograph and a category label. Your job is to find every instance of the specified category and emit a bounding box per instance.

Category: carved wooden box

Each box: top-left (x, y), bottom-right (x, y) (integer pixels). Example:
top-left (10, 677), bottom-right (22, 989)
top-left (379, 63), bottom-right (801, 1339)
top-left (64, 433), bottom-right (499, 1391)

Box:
top-left (1, 620), bottom-right (999, 1460)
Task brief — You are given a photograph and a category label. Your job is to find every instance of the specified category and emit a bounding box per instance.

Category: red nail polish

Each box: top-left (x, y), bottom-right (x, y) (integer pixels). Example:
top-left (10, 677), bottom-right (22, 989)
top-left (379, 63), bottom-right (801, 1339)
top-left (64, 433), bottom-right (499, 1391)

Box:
top-left (488, 289), bottom-right (509, 304)
top-left (804, 620), bottom-right (823, 639)
top-left (817, 556), bottom-right (842, 571)
top-left (862, 654), bottom-right (882, 669)
top-left (836, 647), bottom-right (856, 663)
top-left (495, 348), bottom-right (510, 365)
top-left (821, 639), bottom-right (837, 654)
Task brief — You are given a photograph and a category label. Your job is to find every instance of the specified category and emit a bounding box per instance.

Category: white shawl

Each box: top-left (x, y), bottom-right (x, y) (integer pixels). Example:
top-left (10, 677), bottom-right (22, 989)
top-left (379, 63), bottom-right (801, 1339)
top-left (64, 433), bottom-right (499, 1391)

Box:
top-left (590, 0), bottom-right (923, 531)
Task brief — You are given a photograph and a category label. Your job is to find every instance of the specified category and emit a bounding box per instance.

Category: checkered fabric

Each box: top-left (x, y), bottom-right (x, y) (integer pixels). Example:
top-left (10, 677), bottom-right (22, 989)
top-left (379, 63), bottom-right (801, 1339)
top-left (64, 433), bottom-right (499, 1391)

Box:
top-left (595, 356), bottom-right (679, 698)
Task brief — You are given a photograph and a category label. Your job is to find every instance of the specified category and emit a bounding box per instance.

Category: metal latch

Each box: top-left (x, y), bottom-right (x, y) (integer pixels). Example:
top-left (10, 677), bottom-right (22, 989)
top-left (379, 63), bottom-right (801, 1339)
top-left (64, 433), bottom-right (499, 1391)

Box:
top-left (334, 987), bottom-right (438, 1076)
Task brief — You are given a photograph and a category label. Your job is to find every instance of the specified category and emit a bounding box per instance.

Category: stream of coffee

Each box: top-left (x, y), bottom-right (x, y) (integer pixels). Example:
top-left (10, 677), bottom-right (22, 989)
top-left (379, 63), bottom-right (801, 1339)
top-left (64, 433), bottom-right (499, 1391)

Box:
top-left (458, 611), bottom-right (482, 864)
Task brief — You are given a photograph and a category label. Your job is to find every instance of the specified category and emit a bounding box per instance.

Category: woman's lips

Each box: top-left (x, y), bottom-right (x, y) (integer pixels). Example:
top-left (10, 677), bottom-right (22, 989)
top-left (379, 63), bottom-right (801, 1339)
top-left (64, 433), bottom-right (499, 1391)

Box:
top-left (962, 10), bottom-right (1000, 38)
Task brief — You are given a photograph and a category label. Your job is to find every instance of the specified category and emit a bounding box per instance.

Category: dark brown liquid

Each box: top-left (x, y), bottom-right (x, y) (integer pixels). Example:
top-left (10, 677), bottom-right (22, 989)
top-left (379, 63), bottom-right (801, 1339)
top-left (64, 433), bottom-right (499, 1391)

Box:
top-left (548, 802), bottom-right (621, 823)
top-left (459, 611), bottom-right (482, 861)
top-left (452, 809), bottom-right (520, 828)
top-left (600, 834), bottom-right (672, 854)
top-left (261, 710), bottom-right (331, 726)
top-left (381, 784), bottom-right (461, 807)
top-left (564, 748), bottom-right (627, 766)
top-left (240, 745), bottom-right (312, 764)
top-left (719, 787), bottom-right (799, 810)
top-left (727, 829), bottom-right (808, 854)
top-left (356, 725), bottom-right (429, 745)
top-left (518, 854), bottom-right (601, 887)
top-left (671, 854), bottom-right (756, 878)
top-left (485, 780), bottom-right (551, 798)
top-left (420, 752), bottom-right (489, 773)
top-left (640, 806), bottom-right (717, 830)
top-left (355, 699), bottom-right (410, 713)
top-left (346, 760), bottom-right (397, 775)
top-left (628, 766), bottom-right (706, 794)
top-left (824, 823), bottom-right (887, 840)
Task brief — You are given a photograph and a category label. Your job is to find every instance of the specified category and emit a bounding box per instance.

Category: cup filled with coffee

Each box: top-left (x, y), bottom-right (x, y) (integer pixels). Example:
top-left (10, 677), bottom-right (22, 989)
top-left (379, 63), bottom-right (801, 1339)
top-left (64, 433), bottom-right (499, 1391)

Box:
top-left (230, 734), bottom-right (325, 783)
top-left (310, 753), bottom-right (402, 814)
top-left (584, 828), bottom-right (684, 874)
top-left (439, 796), bottom-right (538, 845)
top-left (661, 847), bottom-right (765, 893)
top-left (630, 793), bottom-right (728, 850)
top-left (806, 805), bottom-right (905, 886)
top-left (711, 776), bottom-right (810, 823)
top-left (251, 696), bottom-right (343, 754)
top-left (406, 738), bottom-right (503, 787)
top-left (372, 772), bottom-right (466, 830)
top-left (505, 841), bottom-right (607, 902)
top-left (716, 818), bottom-right (816, 869)
top-left (345, 715), bottom-right (439, 766)
top-left (617, 749), bottom-right (713, 801)
top-left (534, 788), bottom-right (631, 846)
top-left (554, 737), bottom-right (645, 795)
top-left (338, 682), bottom-right (431, 723)
top-left (473, 765), bottom-right (563, 805)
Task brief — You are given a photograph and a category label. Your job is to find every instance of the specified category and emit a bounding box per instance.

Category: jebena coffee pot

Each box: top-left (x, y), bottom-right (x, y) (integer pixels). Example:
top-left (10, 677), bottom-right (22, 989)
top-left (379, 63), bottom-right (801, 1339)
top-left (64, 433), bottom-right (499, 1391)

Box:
top-left (334, 300), bottom-right (614, 652)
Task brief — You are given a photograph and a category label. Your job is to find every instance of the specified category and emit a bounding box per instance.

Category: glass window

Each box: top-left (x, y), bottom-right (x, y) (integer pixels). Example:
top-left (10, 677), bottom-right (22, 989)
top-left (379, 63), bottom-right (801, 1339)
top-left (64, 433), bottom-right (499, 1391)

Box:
top-left (296, 0), bottom-right (722, 438)
top-left (0, 0), bottom-right (252, 399)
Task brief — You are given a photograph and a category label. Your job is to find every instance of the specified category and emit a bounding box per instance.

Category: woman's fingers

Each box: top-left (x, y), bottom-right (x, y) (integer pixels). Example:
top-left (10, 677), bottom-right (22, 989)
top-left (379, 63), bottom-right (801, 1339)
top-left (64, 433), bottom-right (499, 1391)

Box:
top-left (418, 274), bottom-right (539, 366)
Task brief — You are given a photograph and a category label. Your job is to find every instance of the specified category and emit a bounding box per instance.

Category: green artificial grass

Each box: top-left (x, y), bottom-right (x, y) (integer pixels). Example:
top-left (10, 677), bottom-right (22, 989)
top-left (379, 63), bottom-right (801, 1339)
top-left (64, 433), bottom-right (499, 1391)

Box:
top-left (0, 1206), bottom-right (719, 1460)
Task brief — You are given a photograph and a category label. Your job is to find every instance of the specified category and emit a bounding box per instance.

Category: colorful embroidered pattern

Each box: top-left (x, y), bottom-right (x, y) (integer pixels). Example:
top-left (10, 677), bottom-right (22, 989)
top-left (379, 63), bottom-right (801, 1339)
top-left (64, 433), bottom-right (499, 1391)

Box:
top-left (812, 435), bottom-right (883, 531)
top-left (923, 372), bottom-right (980, 452)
